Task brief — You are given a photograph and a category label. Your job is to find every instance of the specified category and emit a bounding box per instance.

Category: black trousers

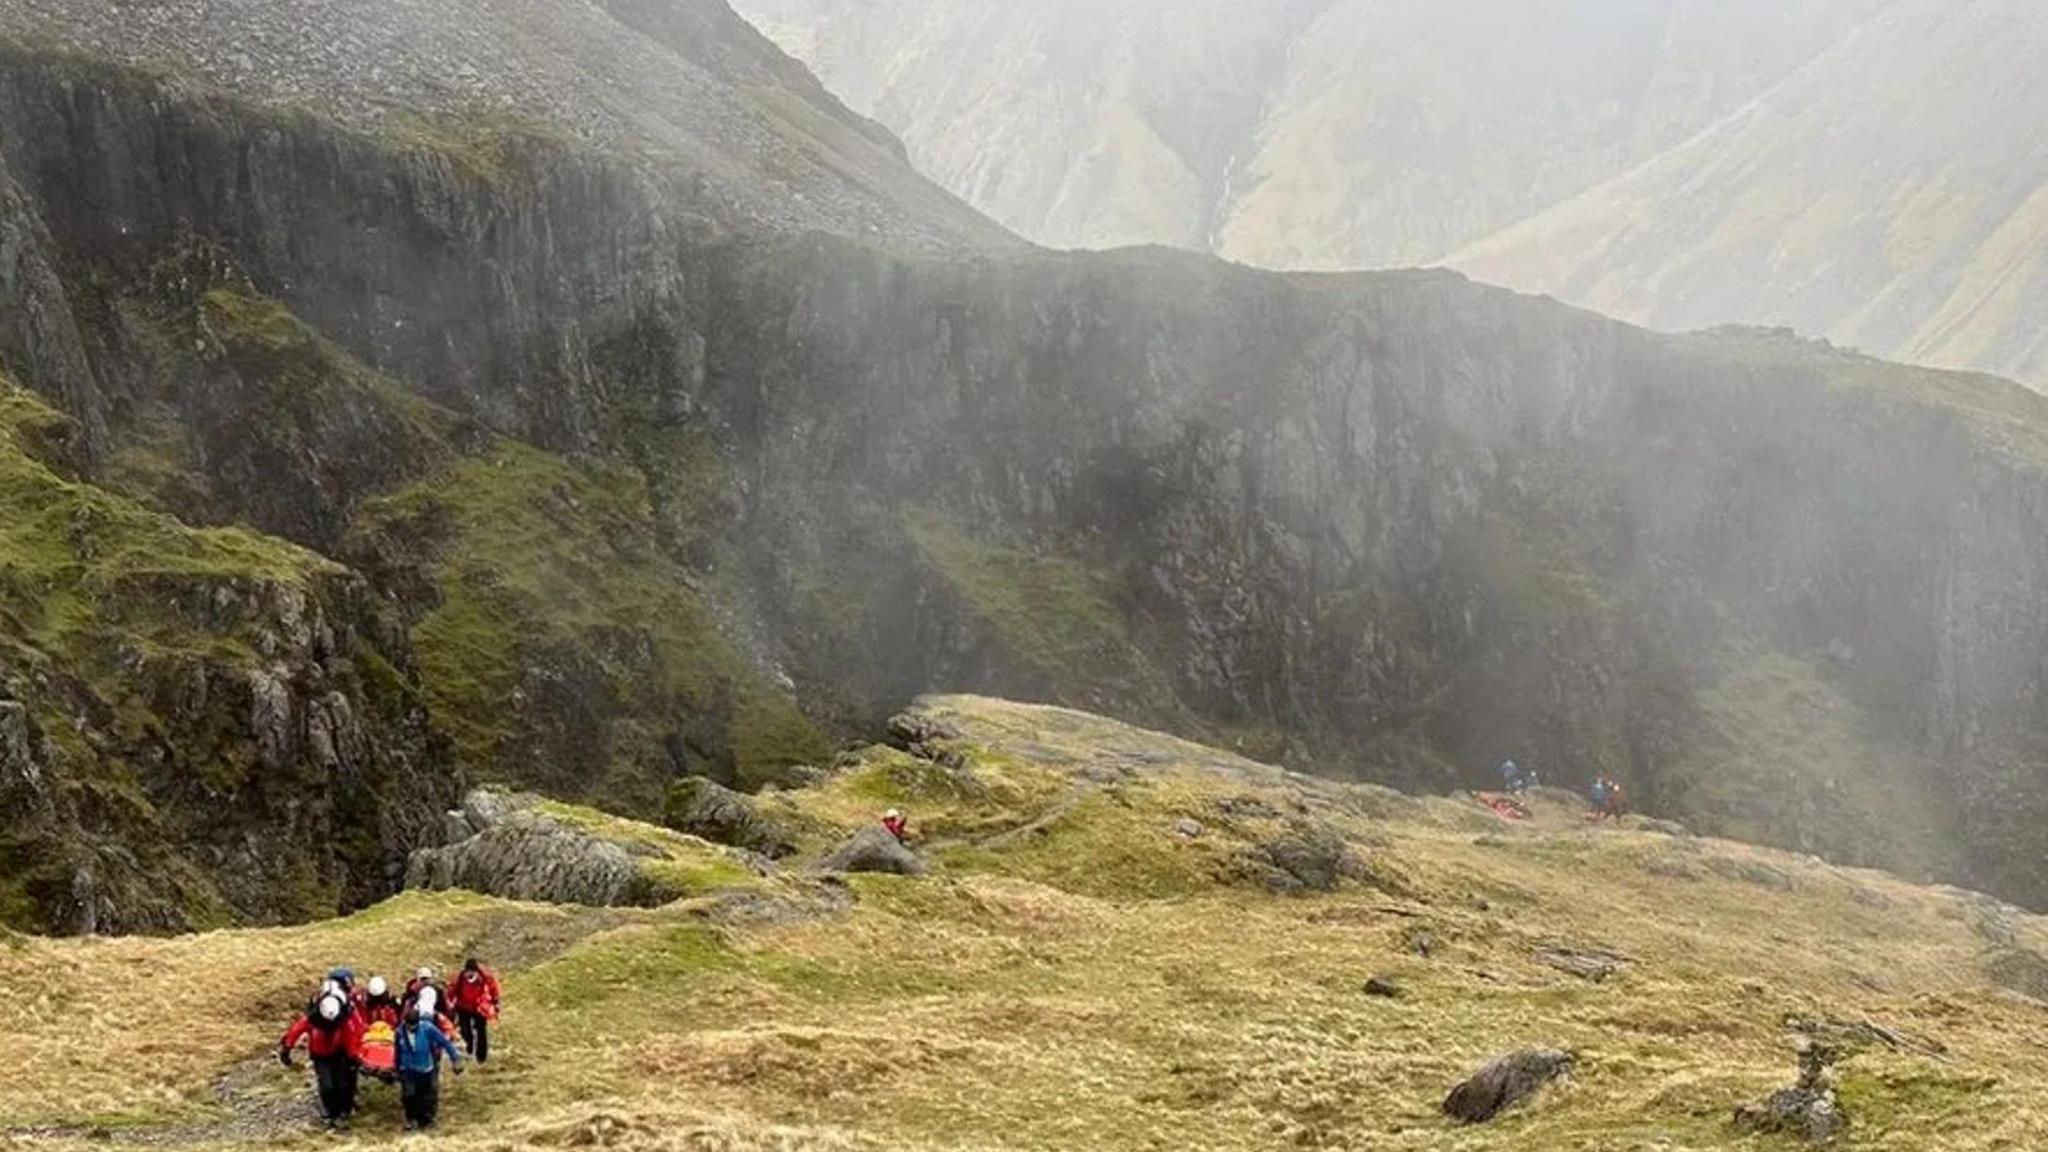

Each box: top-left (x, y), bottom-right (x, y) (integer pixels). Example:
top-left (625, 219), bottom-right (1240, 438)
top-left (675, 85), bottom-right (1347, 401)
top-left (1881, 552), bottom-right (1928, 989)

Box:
top-left (312, 1055), bottom-right (358, 1121)
top-left (457, 1011), bottom-right (490, 1063)
top-left (400, 1070), bottom-right (441, 1128)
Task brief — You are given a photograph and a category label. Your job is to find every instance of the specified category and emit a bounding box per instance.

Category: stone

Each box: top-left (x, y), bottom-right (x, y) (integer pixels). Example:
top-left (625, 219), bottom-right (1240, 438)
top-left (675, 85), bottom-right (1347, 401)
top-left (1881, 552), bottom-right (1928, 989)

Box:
top-left (1534, 946), bottom-right (1628, 983)
top-left (818, 826), bottom-right (926, 876)
top-left (1735, 1042), bottom-right (1847, 1144)
top-left (405, 792), bottom-right (656, 907)
top-left (666, 776), bottom-right (796, 858)
top-left (1247, 818), bottom-right (1357, 893)
top-left (1442, 1048), bottom-right (1574, 1123)
top-left (1173, 817), bottom-right (1203, 839)
top-left (1363, 975), bottom-right (1402, 998)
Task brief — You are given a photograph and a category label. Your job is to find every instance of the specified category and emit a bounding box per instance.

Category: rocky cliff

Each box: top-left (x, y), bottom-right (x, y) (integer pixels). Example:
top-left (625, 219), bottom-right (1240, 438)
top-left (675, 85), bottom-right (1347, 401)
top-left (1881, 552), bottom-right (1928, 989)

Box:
top-left (3, 0), bottom-right (2048, 928)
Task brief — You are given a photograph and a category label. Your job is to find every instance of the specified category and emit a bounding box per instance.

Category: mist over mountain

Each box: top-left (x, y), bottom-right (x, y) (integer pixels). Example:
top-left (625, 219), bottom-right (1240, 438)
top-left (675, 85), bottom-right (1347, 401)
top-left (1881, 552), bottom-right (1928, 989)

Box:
top-left (736, 0), bottom-right (2048, 384)
top-left (7, 1), bottom-right (2048, 1147)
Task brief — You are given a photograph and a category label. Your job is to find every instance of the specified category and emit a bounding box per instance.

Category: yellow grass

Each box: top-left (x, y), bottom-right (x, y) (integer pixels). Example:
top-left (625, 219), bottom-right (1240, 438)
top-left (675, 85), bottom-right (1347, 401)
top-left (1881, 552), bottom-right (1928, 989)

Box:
top-left (4, 696), bottom-right (2046, 1150)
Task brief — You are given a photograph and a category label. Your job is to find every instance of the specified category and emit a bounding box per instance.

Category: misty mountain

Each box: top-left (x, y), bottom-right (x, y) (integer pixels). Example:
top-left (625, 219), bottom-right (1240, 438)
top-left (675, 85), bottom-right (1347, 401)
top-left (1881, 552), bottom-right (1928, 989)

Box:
top-left (1454, 0), bottom-right (2048, 387)
top-left (735, 0), bottom-right (2048, 384)
top-left (5, 0), bottom-right (2048, 937)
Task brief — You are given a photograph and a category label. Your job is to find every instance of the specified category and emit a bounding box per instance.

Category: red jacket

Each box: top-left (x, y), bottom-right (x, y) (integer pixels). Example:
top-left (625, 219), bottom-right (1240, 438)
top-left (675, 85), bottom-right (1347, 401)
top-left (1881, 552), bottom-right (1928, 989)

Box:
top-left (281, 1010), bottom-right (365, 1061)
top-left (452, 967), bottom-right (501, 1015)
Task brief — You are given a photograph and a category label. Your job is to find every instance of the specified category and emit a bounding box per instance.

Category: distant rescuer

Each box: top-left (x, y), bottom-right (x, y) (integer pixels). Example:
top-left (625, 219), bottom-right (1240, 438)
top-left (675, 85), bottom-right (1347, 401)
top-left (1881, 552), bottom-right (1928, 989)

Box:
top-left (1497, 759), bottom-right (1528, 794)
top-left (279, 986), bottom-right (365, 1131)
top-left (883, 808), bottom-right (910, 843)
top-left (450, 957), bottom-right (502, 1064)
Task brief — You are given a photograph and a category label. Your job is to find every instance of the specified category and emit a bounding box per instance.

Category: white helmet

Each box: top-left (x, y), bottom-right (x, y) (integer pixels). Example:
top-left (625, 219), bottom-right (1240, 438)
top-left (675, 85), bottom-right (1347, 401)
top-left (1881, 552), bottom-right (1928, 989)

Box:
top-left (417, 987), bottom-right (439, 1015)
top-left (885, 809), bottom-right (902, 820)
top-left (368, 976), bottom-right (388, 998)
top-left (320, 979), bottom-right (340, 999)
top-left (317, 995), bottom-right (343, 1022)
top-left (416, 966), bottom-right (434, 981)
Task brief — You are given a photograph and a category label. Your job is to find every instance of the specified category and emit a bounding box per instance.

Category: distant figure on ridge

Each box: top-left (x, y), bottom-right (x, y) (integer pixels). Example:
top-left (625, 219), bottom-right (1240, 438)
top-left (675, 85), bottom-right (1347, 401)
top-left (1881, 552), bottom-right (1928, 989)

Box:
top-left (883, 808), bottom-right (910, 843)
top-left (1599, 776), bottom-right (1627, 821)
top-left (1498, 760), bottom-right (1531, 795)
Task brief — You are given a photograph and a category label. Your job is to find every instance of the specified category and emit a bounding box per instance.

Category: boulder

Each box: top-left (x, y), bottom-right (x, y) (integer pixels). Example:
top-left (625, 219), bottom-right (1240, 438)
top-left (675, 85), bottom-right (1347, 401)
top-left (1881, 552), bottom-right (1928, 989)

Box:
top-left (1443, 1048), bottom-right (1574, 1123)
top-left (406, 790), bottom-right (660, 907)
top-left (666, 776), bottom-right (796, 858)
top-left (1535, 946), bottom-right (1628, 983)
top-left (1247, 818), bottom-right (1368, 893)
top-left (819, 826), bottom-right (926, 876)
top-left (1173, 817), bottom-right (1203, 840)
top-left (1735, 1042), bottom-right (1846, 1144)
top-left (1363, 975), bottom-right (1402, 999)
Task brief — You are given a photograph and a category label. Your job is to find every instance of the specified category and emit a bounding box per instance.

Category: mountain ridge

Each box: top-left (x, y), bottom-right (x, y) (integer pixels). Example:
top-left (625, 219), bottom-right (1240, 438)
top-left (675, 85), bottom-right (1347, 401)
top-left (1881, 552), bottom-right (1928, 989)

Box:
top-left (733, 0), bottom-right (2048, 385)
top-left (5, 0), bottom-right (2048, 933)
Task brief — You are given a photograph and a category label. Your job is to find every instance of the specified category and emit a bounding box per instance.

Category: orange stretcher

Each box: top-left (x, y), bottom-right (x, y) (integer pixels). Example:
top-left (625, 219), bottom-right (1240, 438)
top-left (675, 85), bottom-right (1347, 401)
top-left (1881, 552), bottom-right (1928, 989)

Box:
top-left (359, 1020), bottom-right (397, 1079)
top-left (1474, 792), bottom-right (1531, 822)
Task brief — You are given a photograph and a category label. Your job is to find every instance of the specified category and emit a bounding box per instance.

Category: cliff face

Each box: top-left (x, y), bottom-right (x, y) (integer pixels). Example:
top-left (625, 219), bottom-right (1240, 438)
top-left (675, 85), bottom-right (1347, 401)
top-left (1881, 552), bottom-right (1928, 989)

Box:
top-left (4, 1), bottom-right (2048, 926)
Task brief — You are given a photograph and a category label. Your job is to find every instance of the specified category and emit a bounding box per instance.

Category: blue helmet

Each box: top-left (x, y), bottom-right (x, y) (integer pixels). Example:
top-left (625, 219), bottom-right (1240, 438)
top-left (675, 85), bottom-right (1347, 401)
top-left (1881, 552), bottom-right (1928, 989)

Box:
top-left (327, 966), bottom-right (356, 989)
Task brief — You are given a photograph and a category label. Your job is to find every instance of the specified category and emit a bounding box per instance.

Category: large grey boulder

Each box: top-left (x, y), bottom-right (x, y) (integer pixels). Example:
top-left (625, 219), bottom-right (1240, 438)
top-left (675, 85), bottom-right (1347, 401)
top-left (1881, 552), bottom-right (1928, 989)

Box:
top-left (406, 791), bottom-right (648, 907)
top-left (818, 826), bottom-right (925, 876)
top-left (666, 777), bottom-right (795, 858)
top-left (1442, 1048), bottom-right (1574, 1123)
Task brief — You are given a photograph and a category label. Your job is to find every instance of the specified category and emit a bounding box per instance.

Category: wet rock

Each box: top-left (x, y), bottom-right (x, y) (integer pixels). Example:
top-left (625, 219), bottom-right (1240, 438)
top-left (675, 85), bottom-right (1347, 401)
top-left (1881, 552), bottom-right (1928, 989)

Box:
top-left (1735, 1042), bottom-right (1846, 1144)
top-left (0, 700), bottom-right (43, 799)
top-left (666, 776), bottom-right (796, 858)
top-left (818, 826), bottom-right (925, 876)
top-left (1442, 1048), bottom-right (1574, 1123)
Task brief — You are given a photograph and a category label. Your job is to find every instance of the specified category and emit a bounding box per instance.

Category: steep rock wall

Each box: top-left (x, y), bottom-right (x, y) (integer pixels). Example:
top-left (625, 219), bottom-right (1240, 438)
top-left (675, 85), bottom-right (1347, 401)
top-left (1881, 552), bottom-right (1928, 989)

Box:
top-left (4, 48), bottom-right (2048, 911)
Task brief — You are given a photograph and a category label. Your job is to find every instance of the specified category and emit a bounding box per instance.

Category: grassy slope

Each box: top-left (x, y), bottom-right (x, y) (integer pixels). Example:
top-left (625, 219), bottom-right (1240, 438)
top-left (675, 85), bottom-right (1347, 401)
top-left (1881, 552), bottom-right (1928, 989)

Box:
top-left (2, 696), bottom-right (2043, 1149)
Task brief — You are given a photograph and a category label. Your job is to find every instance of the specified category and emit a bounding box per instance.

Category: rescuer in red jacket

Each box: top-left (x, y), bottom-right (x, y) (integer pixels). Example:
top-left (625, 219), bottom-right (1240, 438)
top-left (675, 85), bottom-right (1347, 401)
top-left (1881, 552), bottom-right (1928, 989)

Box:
top-left (450, 957), bottom-right (502, 1064)
top-left (279, 989), bottom-right (366, 1130)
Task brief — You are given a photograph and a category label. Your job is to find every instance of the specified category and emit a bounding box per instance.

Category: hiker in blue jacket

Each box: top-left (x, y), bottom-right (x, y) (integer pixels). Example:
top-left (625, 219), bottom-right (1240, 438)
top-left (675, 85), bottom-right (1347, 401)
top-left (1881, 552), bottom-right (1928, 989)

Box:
top-left (395, 1004), bottom-right (464, 1131)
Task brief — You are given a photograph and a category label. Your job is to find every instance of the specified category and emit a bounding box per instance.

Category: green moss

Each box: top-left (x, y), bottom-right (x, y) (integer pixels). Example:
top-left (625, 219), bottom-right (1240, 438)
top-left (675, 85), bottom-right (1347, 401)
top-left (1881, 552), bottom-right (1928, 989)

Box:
top-left (1670, 654), bottom-right (1957, 882)
top-left (351, 437), bottom-right (829, 795)
top-left (1837, 1067), bottom-right (1998, 1133)
top-left (905, 510), bottom-right (1164, 704)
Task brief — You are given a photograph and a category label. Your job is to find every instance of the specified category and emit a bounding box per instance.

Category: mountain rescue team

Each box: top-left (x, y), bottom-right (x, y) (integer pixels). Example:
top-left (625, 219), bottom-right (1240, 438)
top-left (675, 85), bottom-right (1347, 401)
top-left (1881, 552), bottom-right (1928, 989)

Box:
top-left (279, 959), bottom-right (499, 1132)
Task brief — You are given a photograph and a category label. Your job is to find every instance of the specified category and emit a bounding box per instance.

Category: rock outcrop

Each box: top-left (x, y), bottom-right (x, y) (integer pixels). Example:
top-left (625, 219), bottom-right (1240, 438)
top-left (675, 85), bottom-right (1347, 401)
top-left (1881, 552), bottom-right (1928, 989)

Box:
top-left (408, 790), bottom-right (766, 907)
top-left (1734, 1042), bottom-right (1847, 1144)
top-left (408, 792), bottom-right (647, 907)
top-left (7, 0), bottom-right (2048, 930)
top-left (665, 777), bottom-right (797, 859)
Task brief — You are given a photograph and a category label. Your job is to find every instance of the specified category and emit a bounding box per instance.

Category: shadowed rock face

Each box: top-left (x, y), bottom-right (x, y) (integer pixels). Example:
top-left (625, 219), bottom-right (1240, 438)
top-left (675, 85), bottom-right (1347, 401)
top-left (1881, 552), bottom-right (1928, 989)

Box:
top-left (3, 1), bottom-right (2048, 931)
